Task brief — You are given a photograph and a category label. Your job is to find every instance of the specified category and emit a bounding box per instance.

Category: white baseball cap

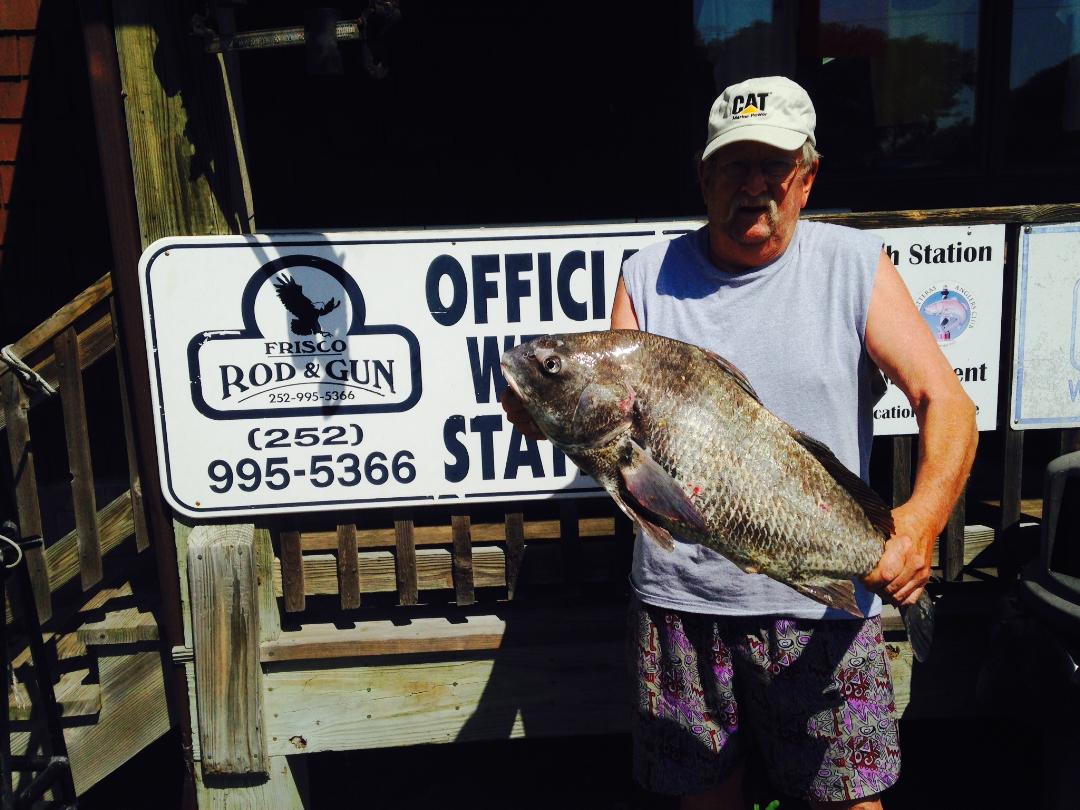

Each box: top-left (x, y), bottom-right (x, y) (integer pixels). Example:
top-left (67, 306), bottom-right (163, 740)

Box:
top-left (702, 76), bottom-right (816, 161)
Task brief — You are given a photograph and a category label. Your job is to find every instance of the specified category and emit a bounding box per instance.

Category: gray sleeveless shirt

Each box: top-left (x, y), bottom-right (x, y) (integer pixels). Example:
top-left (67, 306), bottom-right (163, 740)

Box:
top-left (621, 220), bottom-right (884, 619)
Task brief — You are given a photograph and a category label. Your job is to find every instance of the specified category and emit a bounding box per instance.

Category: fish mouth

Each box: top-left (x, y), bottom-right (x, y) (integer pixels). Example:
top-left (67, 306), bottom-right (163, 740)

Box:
top-left (500, 358), bottom-right (529, 403)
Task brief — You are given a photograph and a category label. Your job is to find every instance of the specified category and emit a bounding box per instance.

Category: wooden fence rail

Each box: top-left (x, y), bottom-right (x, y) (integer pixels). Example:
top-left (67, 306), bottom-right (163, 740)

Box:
top-left (0, 273), bottom-right (149, 624)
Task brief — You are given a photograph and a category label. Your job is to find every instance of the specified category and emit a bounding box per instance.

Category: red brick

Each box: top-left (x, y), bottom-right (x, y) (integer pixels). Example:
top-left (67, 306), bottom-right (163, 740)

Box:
top-left (16, 35), bottom-right (32, 75)
top-left (0, 164), bottom-right (13, 205)
top-left (0, 80), bottom-right (27, 118)
top-left (0, 38), bottom-right (17, 77)
top-left (0, 123), bottom-right (19, 161)
top-left (0, 0), bottom-right (41, 31)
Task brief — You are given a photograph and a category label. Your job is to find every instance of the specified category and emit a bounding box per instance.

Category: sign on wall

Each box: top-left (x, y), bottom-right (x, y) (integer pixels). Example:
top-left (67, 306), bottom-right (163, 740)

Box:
top-left (867, 223), bottom-right (1005, 436)
top-left (141, 220), bottom-right (1005, 518)
top-left (1011, 222), bottom-right (1080, 429)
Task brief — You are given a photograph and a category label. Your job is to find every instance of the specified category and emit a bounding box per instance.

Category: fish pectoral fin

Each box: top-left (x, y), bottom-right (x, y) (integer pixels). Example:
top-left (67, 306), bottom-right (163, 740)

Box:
top-left (619, 440), bottom-right (709, 535)
top-left (610, 491), bottom-right (675, 552)
top-left (789, 578), bottom-right (864, 618)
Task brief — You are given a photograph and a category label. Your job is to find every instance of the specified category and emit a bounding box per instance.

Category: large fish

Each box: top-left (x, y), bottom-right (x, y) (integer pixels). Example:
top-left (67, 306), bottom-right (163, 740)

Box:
top-left (501, 329), bottom-right (934, 660)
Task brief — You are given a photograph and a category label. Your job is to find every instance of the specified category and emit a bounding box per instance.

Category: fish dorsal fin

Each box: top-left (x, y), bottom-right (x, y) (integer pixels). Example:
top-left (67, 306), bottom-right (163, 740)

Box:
top-left (702, 348), bottom-right (761, 403)
top-left (792, 429), bottom-right (895, 538)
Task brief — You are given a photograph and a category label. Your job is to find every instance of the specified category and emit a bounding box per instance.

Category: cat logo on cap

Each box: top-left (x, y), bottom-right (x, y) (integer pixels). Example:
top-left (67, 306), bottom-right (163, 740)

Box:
top-left (731, 93), bottom-right (770, 118)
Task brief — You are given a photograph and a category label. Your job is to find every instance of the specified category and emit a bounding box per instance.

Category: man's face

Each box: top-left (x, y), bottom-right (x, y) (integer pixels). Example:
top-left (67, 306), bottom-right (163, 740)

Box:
top-left (699, 141), bottom-right (818, 269)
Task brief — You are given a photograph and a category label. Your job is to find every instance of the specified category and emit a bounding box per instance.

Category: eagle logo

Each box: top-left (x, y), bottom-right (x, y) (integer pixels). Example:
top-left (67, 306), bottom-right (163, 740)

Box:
top-left (272, 272), bottom-right (342, 337)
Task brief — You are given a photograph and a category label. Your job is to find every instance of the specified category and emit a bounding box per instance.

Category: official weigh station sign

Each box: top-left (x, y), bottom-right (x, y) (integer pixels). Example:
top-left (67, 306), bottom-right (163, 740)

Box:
top-left (1011, 222), bottom-right (1080, 429)
top-left (139, 221), bottom-right (1005, 518)
top-left (139, 222), bottom-right (698, 517)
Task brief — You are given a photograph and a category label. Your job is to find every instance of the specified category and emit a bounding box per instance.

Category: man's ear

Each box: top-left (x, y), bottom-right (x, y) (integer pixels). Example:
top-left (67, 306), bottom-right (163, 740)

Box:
top-left (798, 159), bottom-right (819, 208)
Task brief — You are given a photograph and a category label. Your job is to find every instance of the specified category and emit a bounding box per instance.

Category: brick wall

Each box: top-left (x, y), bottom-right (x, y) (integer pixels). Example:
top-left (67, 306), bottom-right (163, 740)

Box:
top-left (0, 0), bottom-right (37, 245)
top-left (0, 0), bottom-right (110, 347)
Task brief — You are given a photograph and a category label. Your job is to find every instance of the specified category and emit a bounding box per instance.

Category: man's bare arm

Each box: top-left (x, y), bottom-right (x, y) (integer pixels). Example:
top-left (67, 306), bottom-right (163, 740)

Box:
top-left (863, 251), bottom-right (978, 606)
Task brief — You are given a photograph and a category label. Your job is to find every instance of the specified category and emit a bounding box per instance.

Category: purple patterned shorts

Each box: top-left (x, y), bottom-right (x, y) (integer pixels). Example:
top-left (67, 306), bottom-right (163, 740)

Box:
top-left (629, 600), bottom-right (901, 802)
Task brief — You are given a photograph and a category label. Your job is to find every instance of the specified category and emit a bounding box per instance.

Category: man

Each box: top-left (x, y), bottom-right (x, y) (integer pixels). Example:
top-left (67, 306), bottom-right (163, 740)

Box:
top-left (501, 75), bottom-right (977, 809)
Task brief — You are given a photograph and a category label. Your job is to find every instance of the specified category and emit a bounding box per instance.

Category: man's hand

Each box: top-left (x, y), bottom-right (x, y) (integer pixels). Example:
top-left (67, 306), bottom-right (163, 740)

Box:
top-left (499, 387), bottom-right (546, 441)
top-left (863, 509), bottom-right (935, 607)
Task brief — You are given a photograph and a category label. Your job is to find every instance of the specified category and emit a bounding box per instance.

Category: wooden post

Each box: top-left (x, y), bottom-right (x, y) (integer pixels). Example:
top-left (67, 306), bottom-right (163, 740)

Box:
top-left (394, 512), bottom-right (418, 606)
top-left (1, 374), bottom-right (52, 621)
top-left (560, 500), bottom-right (581, 587)
top-left (891, 436), bottom-right (913, 507)
top-left (279, 530), bottom-right (305, 614)
top-left (942, 491), bottom-right (966, 581)
top-left (451, 515), bottom-right (475, 606)
top-left (336, 522), bottom-right (360, 610)
top-left (504, 512), bottom-right (525, 600)
top-left (187, 523), bottom-right (267, 775)
top-left (110, 299), bottom-right (150, 552)
top-left (54, 327), bottom-right (104, 590)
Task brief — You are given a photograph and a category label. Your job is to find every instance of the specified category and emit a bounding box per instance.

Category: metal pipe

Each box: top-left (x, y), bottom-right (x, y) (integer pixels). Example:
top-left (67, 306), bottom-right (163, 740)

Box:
top-left (77, 4), bottom-right (197, 808)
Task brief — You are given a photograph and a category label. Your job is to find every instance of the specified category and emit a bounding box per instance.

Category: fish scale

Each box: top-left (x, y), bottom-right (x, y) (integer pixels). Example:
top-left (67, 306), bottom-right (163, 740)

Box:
top-left (502, 329), bottom-right (934, 660)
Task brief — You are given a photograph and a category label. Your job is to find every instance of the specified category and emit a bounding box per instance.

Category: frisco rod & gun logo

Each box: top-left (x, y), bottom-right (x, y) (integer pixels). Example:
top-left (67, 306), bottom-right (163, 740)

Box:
top-left (186, 254), bottom-right (421, 420)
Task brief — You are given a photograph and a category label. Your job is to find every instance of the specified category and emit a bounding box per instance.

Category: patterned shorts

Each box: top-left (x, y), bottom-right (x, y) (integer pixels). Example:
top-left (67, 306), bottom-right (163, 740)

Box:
top-left (629, 600), bottom-right (901, 802)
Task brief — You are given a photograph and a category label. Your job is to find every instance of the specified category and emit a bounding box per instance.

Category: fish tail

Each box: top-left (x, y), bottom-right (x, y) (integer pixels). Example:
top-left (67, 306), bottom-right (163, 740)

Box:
top-left (899, 591), bottom-right (935, 662)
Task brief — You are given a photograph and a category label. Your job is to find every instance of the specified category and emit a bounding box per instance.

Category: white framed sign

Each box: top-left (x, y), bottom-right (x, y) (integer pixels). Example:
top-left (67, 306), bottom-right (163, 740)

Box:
top-left (139, 222), bottom-right (700, 517)
top-left (141, 220), bottom-right (1005, 518)
top-left (867, 223), bottom-right (1005, 436)
top-left (1010, 222), bottom-right (1080, 429)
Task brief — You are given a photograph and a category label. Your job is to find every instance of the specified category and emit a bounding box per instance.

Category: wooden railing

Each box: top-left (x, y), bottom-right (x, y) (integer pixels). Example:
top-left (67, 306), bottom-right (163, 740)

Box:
top-left (1, 274), bottom-right (149, 625)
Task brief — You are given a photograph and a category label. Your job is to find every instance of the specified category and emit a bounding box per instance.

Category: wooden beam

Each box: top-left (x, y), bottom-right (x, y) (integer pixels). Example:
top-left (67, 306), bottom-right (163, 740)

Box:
top-left (54, 327), bottom-right (103, 590)
top-left (504, 513), bottom-right (524, 600)
top-left (891, 435), bottom-right (912, 507)
top-left (1, 373), bottom-right (52, 621)
top-left (0, 312), bottom-right (116, 433)
top-left (188, 523), bottom-right (267, 775)
top-left (299, 516), bottom-right (618, 551)
top-left (278, 530), bottom-right (305, 613)
top-left (942, 490), bottom-right (967, 582)
top-left (451, 515), bottom-right (475, 606)
top-left (335, 523), bottom-right (360, 610)
top-left (807, 202), bottom-right (1080, 228)
top-left (195, 756), bottom-right (308, 810)
top-left (0, 274), bottom-right (112, 390)
top-left (111, 299), bottom-right (149, 552)
top-left (393, 514), bottom-right (418, 606)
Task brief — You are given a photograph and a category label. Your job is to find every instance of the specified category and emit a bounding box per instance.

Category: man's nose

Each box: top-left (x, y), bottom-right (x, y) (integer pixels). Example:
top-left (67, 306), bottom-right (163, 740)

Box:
top-left (740, 165), bottom-right (769, 195)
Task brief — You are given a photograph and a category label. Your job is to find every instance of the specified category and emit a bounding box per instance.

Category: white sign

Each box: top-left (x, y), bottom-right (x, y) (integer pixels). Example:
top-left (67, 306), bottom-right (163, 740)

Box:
top-left (867, 223), bottom-right (1005, 436)
top-left (139, 222), bottom-right (700, 517)
top-left (141, 220), bottom-right (1005, 518)
top-left (1011, 222), bottom-right (1080, 429)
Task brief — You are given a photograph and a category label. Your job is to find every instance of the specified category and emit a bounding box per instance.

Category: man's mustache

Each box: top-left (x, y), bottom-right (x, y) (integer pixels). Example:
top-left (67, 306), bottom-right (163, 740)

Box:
top-left (721, 194), bottom-right (779, 227)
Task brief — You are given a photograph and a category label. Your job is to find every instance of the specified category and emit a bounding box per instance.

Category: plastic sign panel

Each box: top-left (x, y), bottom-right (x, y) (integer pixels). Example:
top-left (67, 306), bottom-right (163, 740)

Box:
top-left (141, 221), bottom-right (1005, 518)
top-left (139, 222), bottom-right (699, 517)
top-left (867, 223), bottom-right (1005, 436)
top-left (1011, 222), bottom-right (1080, 429)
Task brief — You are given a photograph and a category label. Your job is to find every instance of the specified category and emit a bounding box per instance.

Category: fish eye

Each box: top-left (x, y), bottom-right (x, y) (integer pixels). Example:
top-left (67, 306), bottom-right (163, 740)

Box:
top-left (542, 356), bottom-right (562, 375)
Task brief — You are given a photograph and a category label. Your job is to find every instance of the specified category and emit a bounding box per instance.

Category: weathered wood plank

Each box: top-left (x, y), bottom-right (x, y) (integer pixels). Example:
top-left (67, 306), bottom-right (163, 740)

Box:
top-left (451, 516), bottom-right (475, 606)
top-left (54, 327), bottom-right (103, 590)
top-left (261, 605), bottom-right (626, 663)
top-left (112, 2), bottom-right (233, 247)
top-left (942, 490), bottom-right (966, 582)
top-left (300, 516), bottom-right (618, 551)
top-left (279, 530), bottom-right (305, 613)
top-left (196, 755), bottom-right (308, 810)
top-left (111, 298), bottom-right (149, 552)
top-left (188, 523), bottom-right (267, 775)
top-left (891, 435), bottom-right (912, 507)
top-left (1, 373), bottom-right (52, 620)
top-left (0, 311), bottom-right (116, 433)
top-left (336, 523), bottom-right (360, 610)
top-left (10, 650), bottom-right (170, 795)
top-left (262, 642), bottom-right (628, 754)
top-left (77, 606), bottom-right (159, 646)
top-left (272, 543), bottom-right (621, 598)
top-left (393, 515), bottom-right (418, 606)
top-left (0, 275), bottom-right (112, 378)
top-left (807, 202), bottom-right (1080, 228)
top-left (254, 526), bottom-right (281, 644)
top-left (504, 513), bottom-right (525, 600)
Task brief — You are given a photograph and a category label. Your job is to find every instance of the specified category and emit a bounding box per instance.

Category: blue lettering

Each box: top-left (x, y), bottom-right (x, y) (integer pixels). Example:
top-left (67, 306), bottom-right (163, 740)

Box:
top-left (466, 335), bottom-right (516, 404)
top-left (558, 250), bottom-right (588, 321)
top-left (503, 431), bottom-right (545, 479)
top-left (471, 255), bottom-right (500, 325)
top-left (504, 253), bottom-right (532, 323)
top-left (426, 255), bottom-right (467, 326)
top-left (443, 415), bottom-right (469, 482)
